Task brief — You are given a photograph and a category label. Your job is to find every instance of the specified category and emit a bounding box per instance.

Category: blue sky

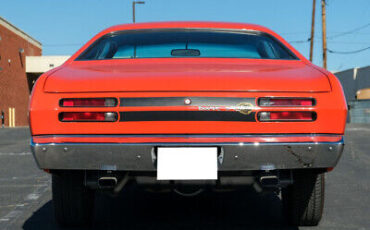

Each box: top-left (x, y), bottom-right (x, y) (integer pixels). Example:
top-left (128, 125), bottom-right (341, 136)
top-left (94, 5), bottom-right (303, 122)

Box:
top-left (1, 0), bottom-right (369, 71)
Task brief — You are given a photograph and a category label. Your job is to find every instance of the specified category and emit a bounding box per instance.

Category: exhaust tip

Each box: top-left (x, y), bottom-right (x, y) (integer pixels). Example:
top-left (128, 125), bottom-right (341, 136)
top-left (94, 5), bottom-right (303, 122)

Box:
top-left (98, 177), bottom-right (117, 188)
top-left (260, 175), bottom-right (279, 187)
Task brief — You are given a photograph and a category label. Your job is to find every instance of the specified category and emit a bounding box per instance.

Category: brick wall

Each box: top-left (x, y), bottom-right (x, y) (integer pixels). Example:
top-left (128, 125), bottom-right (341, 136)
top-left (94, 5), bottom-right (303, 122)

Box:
top-left (0, 23), bottom-right (42, 127)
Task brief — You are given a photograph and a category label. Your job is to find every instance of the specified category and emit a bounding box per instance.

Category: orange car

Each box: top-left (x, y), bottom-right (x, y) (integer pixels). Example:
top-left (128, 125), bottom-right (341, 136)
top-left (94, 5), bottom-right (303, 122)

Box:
top-left (29, 22), bottom-right (347, 227)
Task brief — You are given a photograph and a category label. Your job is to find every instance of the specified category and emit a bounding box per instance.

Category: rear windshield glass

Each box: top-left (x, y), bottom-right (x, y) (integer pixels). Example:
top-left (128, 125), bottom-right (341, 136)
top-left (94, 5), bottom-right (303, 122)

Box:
top-left (76, 29), bottom-right (297, 60)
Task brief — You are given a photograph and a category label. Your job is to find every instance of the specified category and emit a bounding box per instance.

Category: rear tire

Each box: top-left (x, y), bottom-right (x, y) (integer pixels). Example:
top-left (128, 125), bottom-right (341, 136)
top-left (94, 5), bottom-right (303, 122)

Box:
top-left (282, 171), bottom-right (325, 226)
top-left (52, 172), bottom-right (95, 227)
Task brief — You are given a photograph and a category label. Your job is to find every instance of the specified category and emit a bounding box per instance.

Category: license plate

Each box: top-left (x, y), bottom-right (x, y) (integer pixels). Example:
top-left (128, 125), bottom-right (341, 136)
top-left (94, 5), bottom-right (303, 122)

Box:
top-left (157, 147), bottom-right (218, 180)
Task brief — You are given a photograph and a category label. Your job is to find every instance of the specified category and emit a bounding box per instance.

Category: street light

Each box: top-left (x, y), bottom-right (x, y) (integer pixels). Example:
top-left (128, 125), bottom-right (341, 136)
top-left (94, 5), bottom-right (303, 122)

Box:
top-left (132, 1), bottom-right (145, 23)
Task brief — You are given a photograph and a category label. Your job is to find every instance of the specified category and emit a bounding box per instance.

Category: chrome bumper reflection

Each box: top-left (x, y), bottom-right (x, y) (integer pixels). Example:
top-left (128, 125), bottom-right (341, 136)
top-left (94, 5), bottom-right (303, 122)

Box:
top-left (31, 138), bottom-right (344, 171)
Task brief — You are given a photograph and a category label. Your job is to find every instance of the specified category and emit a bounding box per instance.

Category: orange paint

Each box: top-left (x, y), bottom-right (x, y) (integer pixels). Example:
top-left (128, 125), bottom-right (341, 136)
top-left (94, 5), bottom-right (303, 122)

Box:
top-left (29, 22), bottom-right (347, 138)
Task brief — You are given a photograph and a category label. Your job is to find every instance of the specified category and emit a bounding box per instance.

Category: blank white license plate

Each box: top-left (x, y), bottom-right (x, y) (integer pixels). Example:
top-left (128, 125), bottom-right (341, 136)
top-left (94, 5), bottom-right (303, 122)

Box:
top-left (157, 147), bottom-right (218, 180)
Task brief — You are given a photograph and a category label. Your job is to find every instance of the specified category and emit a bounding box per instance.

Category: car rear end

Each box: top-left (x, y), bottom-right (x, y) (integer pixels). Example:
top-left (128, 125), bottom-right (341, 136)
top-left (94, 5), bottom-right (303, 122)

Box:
top-left (29, 22), bottom-right (347, 227)
top-left (31, 83), bottom-right (345, 174)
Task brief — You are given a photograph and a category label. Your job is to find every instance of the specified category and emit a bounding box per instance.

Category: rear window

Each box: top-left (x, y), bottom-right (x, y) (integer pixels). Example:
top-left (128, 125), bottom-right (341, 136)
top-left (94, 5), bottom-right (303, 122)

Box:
top-left (76, 29), bottom-right (298, 60)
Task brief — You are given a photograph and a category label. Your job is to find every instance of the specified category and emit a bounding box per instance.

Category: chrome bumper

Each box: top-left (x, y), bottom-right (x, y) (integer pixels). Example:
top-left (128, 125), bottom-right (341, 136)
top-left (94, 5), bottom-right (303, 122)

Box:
top-left (31, 137), bottom-right (344, 171)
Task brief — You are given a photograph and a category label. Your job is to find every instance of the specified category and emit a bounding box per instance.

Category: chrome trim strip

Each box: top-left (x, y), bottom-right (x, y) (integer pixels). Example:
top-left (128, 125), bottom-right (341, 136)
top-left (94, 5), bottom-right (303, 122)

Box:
top-left (120, 97), bottom-right (255, 107)
top-left (33, 133), bottom-right (342, 140)
top-left (31, 138), bottom-right (343, 146)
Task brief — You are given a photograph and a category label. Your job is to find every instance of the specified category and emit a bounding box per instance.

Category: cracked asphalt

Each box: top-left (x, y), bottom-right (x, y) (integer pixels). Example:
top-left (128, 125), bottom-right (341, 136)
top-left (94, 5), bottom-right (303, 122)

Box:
top-left (0, 124), bottom-right (369, 230)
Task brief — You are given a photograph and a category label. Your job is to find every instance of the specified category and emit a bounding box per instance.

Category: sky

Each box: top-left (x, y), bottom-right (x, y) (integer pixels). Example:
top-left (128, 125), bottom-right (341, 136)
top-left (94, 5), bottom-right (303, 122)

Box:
top-left (0, 0), bottom-right (369, 71)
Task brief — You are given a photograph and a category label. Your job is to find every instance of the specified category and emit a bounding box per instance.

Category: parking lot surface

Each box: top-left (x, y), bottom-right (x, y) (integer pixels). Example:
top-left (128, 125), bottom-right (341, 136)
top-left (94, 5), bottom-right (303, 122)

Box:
top-left (0, 124), bottom-right (369, 230)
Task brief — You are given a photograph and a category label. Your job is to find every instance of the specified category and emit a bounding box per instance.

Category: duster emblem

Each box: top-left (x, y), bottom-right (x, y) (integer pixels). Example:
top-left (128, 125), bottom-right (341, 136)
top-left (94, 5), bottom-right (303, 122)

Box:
top-left (236, 102), bottom-right (254, 115)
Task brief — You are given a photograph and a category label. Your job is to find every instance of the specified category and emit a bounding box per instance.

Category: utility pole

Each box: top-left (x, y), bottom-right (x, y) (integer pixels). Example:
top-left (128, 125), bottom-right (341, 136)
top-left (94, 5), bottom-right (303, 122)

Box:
top-left (132, 1), bottom-right (145, 23)
top-left (321, 0), bottom-right (327, 69)
top-left (309, 0), bottom-right (316, 62)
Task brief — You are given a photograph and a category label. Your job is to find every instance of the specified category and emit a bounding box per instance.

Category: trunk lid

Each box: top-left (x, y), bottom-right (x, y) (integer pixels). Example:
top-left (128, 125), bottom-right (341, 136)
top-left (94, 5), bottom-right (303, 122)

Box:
top-left (44, 59), bottom-right (331, 93)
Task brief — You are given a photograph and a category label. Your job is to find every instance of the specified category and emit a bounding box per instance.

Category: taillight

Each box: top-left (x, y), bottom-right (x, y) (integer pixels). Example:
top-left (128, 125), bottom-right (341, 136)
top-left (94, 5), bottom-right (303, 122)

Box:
top-left (60, 98), bottom-right (117, 107)
top-left (59, 112), bottom-right (118, 122)
top-left (258, 111), bottom-right (316, 122)
top-left (258, 98), bottom-right (314, 107)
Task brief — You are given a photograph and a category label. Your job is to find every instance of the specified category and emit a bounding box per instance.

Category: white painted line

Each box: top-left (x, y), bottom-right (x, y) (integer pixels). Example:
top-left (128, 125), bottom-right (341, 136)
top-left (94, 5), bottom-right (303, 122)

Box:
top-left (1, 210), bottom-right (22, 220)
top-left (26, 193), bottom-right (40, 201)
top-left (346, 127), bottom-right (370, 132)
top-left (0, 203), bottom-right (26, 208)
top-left (0, 174), bottom-right (49, 181)
top-left (0, 176), bottom-right (48, 182)
top-left (0, 152), bottom-right (32, 156)
top-left (0, 177), bottom-right (50, 227)
top-left (0, 184), bottom-right (46, 188)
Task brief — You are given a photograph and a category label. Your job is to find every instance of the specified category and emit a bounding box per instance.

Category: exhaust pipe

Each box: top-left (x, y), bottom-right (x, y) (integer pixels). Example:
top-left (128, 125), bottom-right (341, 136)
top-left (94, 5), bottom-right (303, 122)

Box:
top-left (259, 175), bottom-right (279, 187)
top-left (98, 177), bottom-right (117, 188)
top-left (113, 174), bottom-right (130, 194)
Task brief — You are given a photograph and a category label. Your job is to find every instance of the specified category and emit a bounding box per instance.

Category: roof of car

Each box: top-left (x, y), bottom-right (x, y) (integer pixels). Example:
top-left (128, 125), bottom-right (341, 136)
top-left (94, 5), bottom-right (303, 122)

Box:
top-left (102, 21), bottom-right (273, 34)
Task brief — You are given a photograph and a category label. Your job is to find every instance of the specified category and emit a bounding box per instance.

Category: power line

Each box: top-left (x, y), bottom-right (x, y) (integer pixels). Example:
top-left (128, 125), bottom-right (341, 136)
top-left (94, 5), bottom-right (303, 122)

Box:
top-left (289, 38), bottom-right (311, 44)
top-left (328, 22), bottom-right (370, 39)
top-left (287, 22), bottom-right (370, 44)
top-left (290, 40), bottom-right (370, 45)
top-left (283, 32), bottom-right (370, 35)
top-left (329, 41), bottom-right (370, 44)
top-left (327, 46), bottom-right (370, 54)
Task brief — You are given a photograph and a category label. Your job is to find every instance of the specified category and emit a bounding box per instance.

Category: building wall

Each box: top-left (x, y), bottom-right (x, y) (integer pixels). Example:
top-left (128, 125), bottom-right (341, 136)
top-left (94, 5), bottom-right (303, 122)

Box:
top-left (334, 66), bottom-right (370, 123)
top-left (0, 23), bottom-right (42, 127)
top-left (335, 66), bottom-right (370, 102)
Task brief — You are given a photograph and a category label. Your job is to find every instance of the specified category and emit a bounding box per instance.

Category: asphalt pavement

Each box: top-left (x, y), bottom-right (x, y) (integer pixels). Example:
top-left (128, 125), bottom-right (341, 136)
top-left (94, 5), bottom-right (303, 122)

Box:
top-left (0, 125), bottom-right (369, 230)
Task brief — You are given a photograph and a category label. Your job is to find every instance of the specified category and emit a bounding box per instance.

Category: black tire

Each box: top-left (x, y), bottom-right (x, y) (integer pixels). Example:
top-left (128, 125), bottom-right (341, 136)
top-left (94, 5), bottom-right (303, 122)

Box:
top-left (52, 171), bottom-right (95, 227)
top-left (282, 171), bottom-right (325, 226)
